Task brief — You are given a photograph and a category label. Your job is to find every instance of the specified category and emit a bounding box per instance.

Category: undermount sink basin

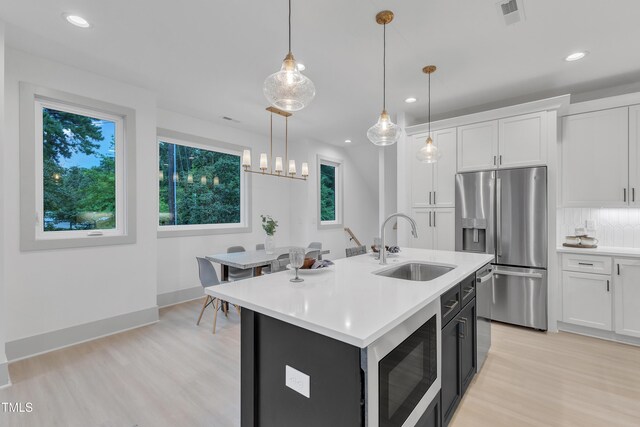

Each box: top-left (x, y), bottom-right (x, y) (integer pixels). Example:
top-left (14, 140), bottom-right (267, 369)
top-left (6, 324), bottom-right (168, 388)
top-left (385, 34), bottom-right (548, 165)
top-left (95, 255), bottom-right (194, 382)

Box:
top-left (374, 262), bottom-right (455, 282)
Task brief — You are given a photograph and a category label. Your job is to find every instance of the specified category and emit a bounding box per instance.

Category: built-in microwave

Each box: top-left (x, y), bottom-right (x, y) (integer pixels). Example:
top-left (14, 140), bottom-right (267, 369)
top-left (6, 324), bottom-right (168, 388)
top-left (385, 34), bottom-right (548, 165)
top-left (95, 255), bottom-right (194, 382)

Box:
top-left (363, 299), bottom-right (441, 427)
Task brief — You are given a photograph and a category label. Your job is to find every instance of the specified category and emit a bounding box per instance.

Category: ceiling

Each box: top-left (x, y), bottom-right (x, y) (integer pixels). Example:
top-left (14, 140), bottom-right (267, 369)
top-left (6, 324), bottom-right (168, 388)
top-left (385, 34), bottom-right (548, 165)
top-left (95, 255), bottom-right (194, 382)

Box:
top-left (2, 0), bottom-right (640, 147)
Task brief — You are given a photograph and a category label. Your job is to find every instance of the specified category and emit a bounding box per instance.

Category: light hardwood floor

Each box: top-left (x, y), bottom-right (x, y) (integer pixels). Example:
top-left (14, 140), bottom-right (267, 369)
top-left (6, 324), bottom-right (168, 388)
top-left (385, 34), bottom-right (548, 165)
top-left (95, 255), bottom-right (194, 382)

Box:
top-left (1, 300), bottom-right (639, 427)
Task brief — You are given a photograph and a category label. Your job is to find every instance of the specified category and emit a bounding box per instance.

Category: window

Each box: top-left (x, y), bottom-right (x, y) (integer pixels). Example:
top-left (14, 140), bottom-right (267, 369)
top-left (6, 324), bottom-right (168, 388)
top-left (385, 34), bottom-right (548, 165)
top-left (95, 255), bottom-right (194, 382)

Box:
top-left (20, 83), bottom-right (136, 250)
top-left (38, 103), bottom-right (122, 235)
top-left (157, 132), bottom-right (249, 236)
top-left (318, 155), bottom-right (343, 228)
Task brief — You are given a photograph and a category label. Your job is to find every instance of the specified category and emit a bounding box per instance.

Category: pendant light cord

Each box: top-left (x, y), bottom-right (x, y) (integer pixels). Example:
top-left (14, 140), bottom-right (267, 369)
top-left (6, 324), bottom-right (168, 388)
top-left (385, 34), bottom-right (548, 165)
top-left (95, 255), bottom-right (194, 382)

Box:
top-left (288, 0), bottom-right (292, 53)
top-left (383, 23), bottom-right (386, 111)
top-left (428, 71), bottom-right (431, 136)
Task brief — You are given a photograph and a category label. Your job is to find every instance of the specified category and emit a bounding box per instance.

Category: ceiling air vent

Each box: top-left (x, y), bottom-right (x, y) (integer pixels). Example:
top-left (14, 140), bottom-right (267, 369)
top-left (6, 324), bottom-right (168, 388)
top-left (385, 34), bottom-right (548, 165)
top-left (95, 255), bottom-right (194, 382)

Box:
top-left (496, 0), bottom-right (525, 26)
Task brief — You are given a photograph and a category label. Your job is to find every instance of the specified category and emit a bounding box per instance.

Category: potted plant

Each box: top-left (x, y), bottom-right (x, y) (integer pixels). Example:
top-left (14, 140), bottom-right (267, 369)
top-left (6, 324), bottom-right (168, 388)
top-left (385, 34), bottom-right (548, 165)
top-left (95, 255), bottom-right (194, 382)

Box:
top-left (261, 215), bottom-right (278, 254)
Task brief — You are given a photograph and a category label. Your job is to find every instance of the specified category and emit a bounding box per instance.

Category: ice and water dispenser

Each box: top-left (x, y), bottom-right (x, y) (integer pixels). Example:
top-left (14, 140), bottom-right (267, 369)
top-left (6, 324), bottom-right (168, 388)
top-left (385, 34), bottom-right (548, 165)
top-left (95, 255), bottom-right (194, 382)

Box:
top-left (461, 218), bottom-right (488, 252)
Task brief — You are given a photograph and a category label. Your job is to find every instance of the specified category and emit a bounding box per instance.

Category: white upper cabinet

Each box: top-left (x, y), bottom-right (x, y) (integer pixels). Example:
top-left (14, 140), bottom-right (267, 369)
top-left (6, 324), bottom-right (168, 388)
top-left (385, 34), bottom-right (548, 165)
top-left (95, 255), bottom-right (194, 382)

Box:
top-left (410, 128), bottom-right (457, 208)
top-left (561, 107), bottom-right (629, 207)
top-left (498, 112), bottom-right (547, 168)
top-left (457, 121), bottom-right (498, 173)
top-left (410, 134), bottom-right (433, 208)
top-left (629, 105), bottom-right (640, 206)
top-left (432, 208), bottom-right (455, 251)
top-left (411, 208), bottom-right (435, 249)
top-left (614, 258), bottom-right (640, 338)
top-left (410, 208), bottom-right (454, 251)
top-left (432, 128), bottom-right (457, 208)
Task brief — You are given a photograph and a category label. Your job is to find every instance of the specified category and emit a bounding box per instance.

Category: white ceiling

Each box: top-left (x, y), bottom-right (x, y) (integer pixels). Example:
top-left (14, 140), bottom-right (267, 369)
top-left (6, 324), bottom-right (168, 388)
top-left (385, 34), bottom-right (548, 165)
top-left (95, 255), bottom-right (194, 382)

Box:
top-left (2, 0), bottom-right (640, 146)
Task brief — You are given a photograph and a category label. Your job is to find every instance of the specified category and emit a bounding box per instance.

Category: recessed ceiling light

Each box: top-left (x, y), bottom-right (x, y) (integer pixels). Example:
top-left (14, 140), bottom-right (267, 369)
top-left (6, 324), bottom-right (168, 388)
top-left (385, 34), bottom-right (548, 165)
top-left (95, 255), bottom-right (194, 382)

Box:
top-left (345, 139), bottom-right (352, 144)
top-left (565, 51), bottom-right (588, 62)
top-left (404, 97), bottom-right (418, 103)
top-left (64, 14), bottom-right (91, 28)
top-left (297, 63), bottom-right (306, 71)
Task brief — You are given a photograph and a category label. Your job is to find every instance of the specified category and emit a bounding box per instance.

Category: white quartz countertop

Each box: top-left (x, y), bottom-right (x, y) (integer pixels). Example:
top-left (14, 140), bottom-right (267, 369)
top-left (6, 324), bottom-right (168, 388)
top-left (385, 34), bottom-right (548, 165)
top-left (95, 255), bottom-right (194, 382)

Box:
top-left (557, 246), bottom-right (640, 258)
top-left (206, 248), bottom-right (493, 348)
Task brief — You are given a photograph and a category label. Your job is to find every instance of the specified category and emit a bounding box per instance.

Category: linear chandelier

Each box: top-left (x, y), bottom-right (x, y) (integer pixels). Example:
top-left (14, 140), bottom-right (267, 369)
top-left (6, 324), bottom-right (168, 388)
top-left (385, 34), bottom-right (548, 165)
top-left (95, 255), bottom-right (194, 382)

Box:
top-left (242, 107), bottom-right (308, 181)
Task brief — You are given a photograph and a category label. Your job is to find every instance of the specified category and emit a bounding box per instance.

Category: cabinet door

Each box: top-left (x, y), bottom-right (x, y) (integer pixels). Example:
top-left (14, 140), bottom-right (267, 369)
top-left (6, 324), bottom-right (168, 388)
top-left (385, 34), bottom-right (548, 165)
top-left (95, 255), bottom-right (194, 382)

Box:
top-left (457, 121), bottom-right (498, 173)
top-left (411, 133), bottom-right (434, 208)
top-left (561, 108), bottom-right (629, 207)
top-left (614, 259), bottom-right (640, 338)
top-left (498, 112), bottom-right (547, 168)
top-left (411, 209), bottom-right (435, 249)
top-left (432, 128), bottom-right (457, 208)
top-left (562, 271), bottom-right (612, 331)
top-left (433, 209), bottom-right (455, 251)
top-left (629, 105), bottom-right (640, 206)
top-left (441, 318), bottom-right (461, 427)
top-left (459, 299), bottom-right (477, 396)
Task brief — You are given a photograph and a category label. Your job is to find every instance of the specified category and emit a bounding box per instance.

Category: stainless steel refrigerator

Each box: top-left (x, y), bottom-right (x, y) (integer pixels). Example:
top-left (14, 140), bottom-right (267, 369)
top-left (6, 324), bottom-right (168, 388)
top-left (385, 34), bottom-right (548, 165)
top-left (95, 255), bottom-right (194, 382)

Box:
top-left (455, 167), bottom-right (548, 331)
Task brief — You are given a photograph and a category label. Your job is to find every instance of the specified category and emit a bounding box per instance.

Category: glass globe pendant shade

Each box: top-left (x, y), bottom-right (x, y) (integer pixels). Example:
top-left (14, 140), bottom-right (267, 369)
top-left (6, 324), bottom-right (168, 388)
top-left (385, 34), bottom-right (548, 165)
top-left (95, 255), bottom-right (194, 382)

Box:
top-left (263, 52), bottom-right (316, 112)
top-left (367, 110), bottom-right (402, 146)
top-left (416, 136), bottom-right (442, 163)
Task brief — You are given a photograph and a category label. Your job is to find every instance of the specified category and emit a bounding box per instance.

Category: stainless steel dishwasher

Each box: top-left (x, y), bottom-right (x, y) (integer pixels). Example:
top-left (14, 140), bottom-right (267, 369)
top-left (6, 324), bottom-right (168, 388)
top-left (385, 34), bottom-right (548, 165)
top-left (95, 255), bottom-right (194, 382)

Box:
top-left (476, 263), bottom-right (493, 372)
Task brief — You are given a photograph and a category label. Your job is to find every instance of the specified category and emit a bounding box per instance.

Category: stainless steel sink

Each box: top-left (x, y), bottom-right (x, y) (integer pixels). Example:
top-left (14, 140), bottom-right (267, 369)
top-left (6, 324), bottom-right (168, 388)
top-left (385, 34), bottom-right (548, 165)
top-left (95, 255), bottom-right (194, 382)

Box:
top-left (374, 262), bottom-right (455, 282)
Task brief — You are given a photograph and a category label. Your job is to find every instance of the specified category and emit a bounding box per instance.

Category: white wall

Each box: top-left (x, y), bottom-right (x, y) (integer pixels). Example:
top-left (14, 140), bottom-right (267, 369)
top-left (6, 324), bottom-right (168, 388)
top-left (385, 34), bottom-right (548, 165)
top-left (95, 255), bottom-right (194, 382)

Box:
top-left (0, 46), bottom-right (379, 358)
top-left (0, 22), bottom-right (9, 386)
top-left (3, 48), bottom-right (159, 343)
top-left (156, 108), bottom-right (379, 297)
top-left (156, 108), bottom-right (294, 296)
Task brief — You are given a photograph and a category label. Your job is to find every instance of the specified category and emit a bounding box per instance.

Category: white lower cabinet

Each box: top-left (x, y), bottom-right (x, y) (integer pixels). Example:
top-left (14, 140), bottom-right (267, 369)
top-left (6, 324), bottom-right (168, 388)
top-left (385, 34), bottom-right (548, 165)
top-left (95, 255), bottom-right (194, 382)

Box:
top-left (562, 271), bottom-right (612, 331)
top-left (613, 258), bottom-right (640, 338)
top-left (411, 208), bottom-right (454, 251)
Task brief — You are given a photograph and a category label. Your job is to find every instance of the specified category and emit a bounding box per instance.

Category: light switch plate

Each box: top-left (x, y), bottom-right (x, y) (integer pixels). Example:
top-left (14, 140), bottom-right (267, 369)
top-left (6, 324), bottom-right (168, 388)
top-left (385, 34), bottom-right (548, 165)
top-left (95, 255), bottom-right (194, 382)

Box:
top-left (285, 365), bottom-right (310, 398)
top-left (585, 219), bottom-right (596, 230)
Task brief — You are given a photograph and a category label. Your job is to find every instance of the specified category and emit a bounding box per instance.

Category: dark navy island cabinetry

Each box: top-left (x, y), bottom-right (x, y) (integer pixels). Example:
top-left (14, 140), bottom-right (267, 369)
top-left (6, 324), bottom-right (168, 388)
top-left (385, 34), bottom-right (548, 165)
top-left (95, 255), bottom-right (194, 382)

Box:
top-left (440, 273), bottom-right (478, 427)
top-left (205, 249), bottom-right (493, 427)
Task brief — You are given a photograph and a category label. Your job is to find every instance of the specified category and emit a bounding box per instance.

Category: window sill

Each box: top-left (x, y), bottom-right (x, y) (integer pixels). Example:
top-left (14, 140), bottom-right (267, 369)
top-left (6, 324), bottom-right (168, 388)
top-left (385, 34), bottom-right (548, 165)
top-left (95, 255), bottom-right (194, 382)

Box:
top-left (21, 233), bottom-right (136, 251)
top-left (318, 222), bottom-right (343, 231)
top-left (157, 224), bottom-right (251, 238)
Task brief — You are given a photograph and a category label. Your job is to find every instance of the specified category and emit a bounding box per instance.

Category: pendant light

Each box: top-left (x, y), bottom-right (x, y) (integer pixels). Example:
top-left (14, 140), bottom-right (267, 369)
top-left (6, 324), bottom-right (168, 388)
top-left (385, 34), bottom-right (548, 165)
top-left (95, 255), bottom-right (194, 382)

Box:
top-left (367, 10), bottom-right (402, 147)
top-left (263, 0), bottom-right (315, 112)
top-left (416, 65), bottom-right (442, 163)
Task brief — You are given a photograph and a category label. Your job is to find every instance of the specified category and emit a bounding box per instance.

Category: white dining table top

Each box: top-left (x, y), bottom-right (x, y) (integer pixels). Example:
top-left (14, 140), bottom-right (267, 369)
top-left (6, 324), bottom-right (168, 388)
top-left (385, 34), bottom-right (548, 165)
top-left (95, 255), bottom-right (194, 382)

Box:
top-left (206, 247), bottom-right (330, 269)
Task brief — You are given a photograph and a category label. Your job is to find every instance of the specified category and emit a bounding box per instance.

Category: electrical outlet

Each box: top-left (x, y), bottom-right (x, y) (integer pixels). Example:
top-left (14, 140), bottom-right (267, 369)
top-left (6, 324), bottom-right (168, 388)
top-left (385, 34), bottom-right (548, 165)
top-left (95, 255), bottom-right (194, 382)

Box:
top-left (285, 365), bottom-right (310, 398)
top-left (585, 219), bottom-right (596, 230)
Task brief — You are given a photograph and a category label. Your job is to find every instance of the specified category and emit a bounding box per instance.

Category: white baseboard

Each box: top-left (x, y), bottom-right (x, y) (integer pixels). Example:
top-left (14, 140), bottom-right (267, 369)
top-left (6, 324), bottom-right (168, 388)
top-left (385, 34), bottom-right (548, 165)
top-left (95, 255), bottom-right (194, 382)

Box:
top-left (558, 321), bottom-right (640, 347)
top-left (5, 306), bottom-right (159, 362)
top-left (157, 286), bottom-right (204, 308)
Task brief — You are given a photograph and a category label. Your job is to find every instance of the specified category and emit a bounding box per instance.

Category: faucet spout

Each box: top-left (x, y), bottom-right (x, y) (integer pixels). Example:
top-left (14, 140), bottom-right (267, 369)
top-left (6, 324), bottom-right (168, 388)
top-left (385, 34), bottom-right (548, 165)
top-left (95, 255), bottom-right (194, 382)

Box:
top-left (380, 213), bottom-right (418, 265)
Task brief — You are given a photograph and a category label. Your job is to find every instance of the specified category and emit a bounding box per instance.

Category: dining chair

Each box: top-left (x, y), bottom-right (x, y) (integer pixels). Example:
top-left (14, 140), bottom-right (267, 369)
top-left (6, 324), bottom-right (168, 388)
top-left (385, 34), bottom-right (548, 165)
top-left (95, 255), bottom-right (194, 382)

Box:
top-left (195, 257), bottom-right (235, 334)
top-left (271, 253), bottom-right (290, 273)
top-left (346, 245), bottom-right (367, 258)
top-left (227, 246), bottom-right (254, 280)
top-left (308, 241), bottom-right (323, 260)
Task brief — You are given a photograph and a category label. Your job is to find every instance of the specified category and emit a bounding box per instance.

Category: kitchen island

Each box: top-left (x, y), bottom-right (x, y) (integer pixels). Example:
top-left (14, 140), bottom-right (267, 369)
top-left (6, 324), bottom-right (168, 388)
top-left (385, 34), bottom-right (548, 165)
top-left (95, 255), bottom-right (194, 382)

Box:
top-left (206, 248), bottom-right (493, 427)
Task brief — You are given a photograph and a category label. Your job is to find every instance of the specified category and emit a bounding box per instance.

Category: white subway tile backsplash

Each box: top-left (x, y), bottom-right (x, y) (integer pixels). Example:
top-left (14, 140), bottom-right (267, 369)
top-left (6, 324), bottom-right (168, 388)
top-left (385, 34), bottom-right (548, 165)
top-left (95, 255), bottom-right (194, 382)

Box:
top-left (558, 208), bottom-right (640, 248)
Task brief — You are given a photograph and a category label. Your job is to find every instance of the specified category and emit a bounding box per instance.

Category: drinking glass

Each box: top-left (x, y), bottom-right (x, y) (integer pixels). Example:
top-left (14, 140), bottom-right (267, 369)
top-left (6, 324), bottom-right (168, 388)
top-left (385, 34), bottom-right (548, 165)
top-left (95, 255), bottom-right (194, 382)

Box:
top-left (289, 247), bottom-right (305, 283)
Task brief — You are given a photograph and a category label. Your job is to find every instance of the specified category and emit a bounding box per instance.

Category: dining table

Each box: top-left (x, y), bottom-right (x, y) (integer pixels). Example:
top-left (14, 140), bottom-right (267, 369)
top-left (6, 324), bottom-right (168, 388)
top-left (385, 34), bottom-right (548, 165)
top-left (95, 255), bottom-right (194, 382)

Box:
top-left (206, 246), bottom-right (331, 281)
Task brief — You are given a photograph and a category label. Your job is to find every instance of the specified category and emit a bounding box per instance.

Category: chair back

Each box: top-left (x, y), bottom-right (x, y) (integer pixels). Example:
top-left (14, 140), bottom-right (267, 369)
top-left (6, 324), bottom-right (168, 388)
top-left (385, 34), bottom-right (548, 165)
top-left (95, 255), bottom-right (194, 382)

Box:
top-left (196, 257), bottom-right (221, 288)
top-left (345, 245), bottom-right (367, 258)
top-left (256, 243), bottom-right (265, 250)
top-left (227, 246), bottom-right (253, 280)
top-left (308, 242), bottom-right (322, 260)
top-left (271, 253), bottom-right (290, 273)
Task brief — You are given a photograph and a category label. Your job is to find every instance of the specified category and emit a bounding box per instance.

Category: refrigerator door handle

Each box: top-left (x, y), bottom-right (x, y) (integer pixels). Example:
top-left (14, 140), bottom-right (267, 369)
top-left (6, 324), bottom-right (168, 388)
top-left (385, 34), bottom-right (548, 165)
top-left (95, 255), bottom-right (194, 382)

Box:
top-left (494, 269), bottom-right (544, 279)
top-left (496, 177), bottom-right (502, 258)
top-left (477, 271), bottom-right (494, 283)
